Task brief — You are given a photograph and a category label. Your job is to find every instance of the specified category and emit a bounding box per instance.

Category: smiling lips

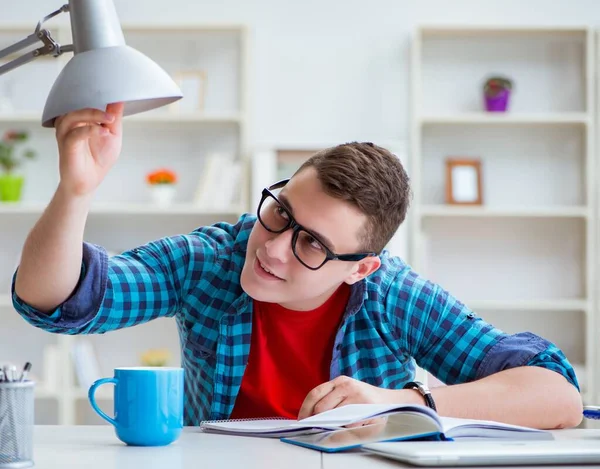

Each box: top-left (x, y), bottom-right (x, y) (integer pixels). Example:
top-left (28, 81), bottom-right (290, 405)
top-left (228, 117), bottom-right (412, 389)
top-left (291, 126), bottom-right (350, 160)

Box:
top-left (255, 256), bottom-right (285, 281)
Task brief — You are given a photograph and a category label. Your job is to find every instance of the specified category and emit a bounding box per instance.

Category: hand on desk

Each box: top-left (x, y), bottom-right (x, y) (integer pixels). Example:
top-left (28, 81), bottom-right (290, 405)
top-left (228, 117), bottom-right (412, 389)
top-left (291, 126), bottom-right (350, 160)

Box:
top-left (298, 375), bottom-right (423, 426)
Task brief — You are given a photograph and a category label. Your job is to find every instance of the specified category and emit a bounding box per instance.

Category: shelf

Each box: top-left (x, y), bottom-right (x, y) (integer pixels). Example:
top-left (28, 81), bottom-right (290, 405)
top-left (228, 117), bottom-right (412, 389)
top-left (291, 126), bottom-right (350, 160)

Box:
top-left (0, 112), bottom-right (244, 124)
top-left (125, 112), bottom-right (244, 124)
top-left (419, 205), bottom-right (589, 218)
top-left (419, 113), bottom-right (589, 125)
top-left (466, 299), bottom-right (588, 312)
top-left (0, 203), bottom-right (244, 217)
top-left (419, 25), bottom-right (589, 36)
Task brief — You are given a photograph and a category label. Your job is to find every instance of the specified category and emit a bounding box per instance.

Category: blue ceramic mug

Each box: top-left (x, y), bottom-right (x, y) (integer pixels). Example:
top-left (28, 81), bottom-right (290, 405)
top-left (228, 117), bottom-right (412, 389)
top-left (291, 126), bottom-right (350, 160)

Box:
top-left (88, 367), bottom-right (184, 446)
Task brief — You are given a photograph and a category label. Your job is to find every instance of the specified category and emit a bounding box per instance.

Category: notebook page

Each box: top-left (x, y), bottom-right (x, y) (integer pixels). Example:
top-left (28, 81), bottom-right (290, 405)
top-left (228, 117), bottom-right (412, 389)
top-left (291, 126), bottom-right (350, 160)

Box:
top-left (440, 416), bottom-right (551, 439)
top-left (294, 403), bottom-right (437, 427)
top-left (201, 418), bottom-right (296, 433)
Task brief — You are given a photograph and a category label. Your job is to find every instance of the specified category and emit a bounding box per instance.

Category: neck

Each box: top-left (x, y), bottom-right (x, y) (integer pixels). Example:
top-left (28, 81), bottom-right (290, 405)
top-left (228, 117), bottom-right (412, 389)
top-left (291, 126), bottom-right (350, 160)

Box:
top-left (277, 283), bottom-right (346, 312)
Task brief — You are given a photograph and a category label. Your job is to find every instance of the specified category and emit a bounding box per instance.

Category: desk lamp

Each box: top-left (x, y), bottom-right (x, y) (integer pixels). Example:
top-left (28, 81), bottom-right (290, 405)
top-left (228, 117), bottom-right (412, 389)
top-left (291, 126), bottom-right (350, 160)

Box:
top-left (0, 0), bottom-right (182, 127)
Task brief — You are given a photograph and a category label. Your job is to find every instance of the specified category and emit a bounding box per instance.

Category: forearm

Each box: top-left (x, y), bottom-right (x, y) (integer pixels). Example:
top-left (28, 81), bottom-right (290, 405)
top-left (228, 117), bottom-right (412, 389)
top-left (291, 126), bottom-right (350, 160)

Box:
top-left (14, 184), bottom-right (92, 312)
top-left (396, 367), bottom-right (582, 429)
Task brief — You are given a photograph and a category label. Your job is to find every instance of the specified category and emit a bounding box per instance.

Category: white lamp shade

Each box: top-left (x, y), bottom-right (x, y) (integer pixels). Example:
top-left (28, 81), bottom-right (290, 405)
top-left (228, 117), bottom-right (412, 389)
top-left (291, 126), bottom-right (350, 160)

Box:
top-left (42, 45), bottom-right (182, 127)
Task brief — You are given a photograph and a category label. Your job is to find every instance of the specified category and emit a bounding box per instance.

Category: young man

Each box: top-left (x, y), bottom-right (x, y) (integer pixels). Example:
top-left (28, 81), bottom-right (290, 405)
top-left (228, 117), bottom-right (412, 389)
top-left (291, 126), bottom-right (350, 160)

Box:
top-left (13, 104), bottom-right (582, 429)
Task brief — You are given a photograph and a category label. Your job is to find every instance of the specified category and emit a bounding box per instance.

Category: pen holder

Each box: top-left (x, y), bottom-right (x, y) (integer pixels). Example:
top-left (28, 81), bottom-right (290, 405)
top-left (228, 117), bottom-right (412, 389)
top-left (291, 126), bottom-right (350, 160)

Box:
top-left (0, 381), bottom-right (34, 468)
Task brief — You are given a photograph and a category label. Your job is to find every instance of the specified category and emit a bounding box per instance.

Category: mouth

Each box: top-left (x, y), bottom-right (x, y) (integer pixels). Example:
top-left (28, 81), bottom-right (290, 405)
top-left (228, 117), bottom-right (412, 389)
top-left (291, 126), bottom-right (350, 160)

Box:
top-left (254, 256), bottom-right (285, 281)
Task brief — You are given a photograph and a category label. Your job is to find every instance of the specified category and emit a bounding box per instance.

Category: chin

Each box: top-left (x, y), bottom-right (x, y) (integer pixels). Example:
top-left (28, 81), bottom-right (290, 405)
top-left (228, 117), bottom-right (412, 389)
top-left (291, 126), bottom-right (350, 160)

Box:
top-left (240, 263), bottom-right (279, 302)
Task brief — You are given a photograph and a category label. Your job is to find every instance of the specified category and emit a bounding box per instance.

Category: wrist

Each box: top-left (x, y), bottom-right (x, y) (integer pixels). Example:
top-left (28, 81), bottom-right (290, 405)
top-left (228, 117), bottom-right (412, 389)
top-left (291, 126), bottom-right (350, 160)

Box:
top-left (404, 388), bottom-right (428, 406)
top-left (56, 182), bottom-right (94, 207)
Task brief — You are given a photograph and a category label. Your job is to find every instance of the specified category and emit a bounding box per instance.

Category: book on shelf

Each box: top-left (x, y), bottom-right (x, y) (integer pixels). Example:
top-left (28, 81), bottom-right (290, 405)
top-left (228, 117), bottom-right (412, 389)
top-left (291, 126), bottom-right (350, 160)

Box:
top-left (193, 153), bottom-right (241, 210)
top-left (200, 403), bottom-right (550, 452)
top-left (70, 339), bottom-right (102, 390)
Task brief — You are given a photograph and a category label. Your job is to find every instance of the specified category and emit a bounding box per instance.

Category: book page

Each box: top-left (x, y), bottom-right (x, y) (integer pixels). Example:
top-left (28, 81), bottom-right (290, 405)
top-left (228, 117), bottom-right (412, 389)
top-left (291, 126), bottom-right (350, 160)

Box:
top-left (295, 403), bottom-right (437, 427)
top-left (440, 416), bottom-right (550, 438)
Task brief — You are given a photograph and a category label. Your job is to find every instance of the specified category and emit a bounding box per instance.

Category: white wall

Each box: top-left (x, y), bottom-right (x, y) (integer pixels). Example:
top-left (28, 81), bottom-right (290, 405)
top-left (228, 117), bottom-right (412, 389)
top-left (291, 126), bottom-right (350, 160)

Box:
top-left (5, 0), bottom-right (600, 148)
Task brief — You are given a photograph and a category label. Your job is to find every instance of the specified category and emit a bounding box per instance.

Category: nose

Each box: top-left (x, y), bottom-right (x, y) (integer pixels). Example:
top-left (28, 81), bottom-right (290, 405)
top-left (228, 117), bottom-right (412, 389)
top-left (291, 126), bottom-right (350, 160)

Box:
top-left (265, 229), bottom-right (294, 263)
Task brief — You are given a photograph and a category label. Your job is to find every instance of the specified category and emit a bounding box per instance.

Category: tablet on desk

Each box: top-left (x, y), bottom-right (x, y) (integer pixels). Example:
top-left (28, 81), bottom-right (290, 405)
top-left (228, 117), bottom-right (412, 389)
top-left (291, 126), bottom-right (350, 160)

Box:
top-left (362, 440), bottom-right (600, 466)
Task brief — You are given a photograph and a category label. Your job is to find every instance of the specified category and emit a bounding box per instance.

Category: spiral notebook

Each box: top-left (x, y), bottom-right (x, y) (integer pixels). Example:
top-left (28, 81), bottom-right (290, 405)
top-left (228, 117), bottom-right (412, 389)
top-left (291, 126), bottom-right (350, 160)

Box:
top-left (200, 403), bottom-right (551, 441)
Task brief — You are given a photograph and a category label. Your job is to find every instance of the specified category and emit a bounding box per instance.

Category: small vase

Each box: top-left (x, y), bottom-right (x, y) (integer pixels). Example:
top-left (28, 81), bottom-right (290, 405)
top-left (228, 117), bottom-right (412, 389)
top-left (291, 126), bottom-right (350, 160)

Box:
top-left (150, 185), bottom-right (176, 207)
top-left (484, 89), bottom-right (510, 112)
top-left (0, 174), bottom-right (24, 202)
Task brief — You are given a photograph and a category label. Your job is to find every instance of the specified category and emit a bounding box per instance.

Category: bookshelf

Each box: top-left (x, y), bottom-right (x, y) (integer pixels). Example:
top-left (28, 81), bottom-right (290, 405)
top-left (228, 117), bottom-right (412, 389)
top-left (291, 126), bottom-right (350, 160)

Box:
top-left (410, 26), bottom-right (595, 402)
top-left (0, 22), bottom-right (249, 424)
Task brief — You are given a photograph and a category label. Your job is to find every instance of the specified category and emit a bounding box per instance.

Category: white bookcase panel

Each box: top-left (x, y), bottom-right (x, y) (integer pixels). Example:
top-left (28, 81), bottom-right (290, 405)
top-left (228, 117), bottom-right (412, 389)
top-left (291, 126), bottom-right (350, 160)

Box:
top-left (421, 124), bottom-right (587, 207)
top-left (412, 26), bottom-right (595, 400)
top-left (122, 28), bottom-right (243, 115)
top-left (421, 217), bottom-right (586, 302)
top-left (420, 28), bottom-right (588, 114)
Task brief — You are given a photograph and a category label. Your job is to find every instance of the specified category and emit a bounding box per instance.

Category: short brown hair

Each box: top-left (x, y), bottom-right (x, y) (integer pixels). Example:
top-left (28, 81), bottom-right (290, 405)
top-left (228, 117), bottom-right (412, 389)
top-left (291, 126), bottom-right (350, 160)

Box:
top-left (294, 142), bottom-right (411, 253)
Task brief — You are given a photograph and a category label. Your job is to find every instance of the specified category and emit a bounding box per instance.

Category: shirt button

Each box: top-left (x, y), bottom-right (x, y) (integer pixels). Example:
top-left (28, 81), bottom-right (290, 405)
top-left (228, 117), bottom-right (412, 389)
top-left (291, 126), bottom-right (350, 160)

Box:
top-left (336, 344), bottom-right (342, 351)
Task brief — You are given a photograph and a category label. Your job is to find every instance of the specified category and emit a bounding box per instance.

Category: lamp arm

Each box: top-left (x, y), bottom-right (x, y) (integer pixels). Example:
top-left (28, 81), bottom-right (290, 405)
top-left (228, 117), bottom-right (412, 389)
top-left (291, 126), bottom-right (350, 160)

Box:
top-left (0, 4), bottom-right (74, 76)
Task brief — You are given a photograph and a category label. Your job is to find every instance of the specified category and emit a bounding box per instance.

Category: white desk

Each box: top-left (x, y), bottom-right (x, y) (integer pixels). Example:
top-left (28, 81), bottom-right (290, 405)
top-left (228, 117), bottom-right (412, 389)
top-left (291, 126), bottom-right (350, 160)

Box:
top-left (322, 429), bottom-right (600, 469)
top-left (31, 426), bottom-right (321, 469)
top-left (29, 426), bottom-right (600, 469)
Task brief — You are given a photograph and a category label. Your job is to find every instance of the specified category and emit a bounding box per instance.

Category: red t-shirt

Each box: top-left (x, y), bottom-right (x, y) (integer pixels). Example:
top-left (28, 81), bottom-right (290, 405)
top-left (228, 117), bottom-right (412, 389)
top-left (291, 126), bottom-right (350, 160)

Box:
top-left (230, 284), bottom-right (351, 419)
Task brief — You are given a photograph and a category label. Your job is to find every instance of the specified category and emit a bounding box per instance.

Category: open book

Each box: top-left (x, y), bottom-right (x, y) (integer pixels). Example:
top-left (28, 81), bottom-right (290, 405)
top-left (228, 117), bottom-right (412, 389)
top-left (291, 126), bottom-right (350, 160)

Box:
top-left (200, 403), bottom-right (551, 445)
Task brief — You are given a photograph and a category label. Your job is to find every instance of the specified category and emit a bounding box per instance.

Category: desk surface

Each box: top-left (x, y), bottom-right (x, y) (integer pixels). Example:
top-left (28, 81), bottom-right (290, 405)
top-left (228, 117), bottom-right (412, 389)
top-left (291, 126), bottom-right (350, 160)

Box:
top-left (30, 426), bottom-right (600, 469)
top-left (32, 425), bottom-right (321, 469)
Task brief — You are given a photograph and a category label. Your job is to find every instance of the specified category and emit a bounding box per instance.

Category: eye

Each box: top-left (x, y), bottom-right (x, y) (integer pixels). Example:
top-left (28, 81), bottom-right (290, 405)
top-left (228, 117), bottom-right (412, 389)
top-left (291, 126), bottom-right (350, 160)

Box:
top-left (304, 234), bottom-right (325, 252)
top-left (274, 205), bottom-right (289, 220)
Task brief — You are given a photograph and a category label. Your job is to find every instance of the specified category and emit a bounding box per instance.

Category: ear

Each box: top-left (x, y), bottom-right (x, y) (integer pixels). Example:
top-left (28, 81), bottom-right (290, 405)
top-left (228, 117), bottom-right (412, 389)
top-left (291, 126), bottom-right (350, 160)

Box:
top-left (344, 256), bottom-right (381, 285)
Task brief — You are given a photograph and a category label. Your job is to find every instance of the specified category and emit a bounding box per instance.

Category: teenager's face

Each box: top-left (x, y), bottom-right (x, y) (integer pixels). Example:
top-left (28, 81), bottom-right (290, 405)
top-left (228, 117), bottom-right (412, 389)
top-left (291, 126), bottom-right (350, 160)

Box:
top-left (240, 168), bottom-right (381, 311)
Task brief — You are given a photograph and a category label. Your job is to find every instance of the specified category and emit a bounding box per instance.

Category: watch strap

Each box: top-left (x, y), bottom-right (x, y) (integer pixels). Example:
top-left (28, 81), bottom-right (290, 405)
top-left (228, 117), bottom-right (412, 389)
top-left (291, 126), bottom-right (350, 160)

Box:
top-left (403, 380), bottom-right (437, 412)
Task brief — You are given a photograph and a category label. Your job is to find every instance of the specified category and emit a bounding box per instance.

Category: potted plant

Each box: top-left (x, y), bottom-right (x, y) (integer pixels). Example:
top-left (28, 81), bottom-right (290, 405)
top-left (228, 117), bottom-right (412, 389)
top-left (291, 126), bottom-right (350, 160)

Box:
top-left (0, 130), bottom-right (36, 202)
top-left (483, 76), bottom-right (513, 112)
top-left (146, 168), bottom-right (178, 206)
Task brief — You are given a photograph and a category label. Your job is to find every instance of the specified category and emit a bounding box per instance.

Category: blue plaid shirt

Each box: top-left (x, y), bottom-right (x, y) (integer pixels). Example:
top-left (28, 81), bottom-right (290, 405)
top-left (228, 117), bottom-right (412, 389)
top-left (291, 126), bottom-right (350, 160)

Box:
top-left (12, 214), bottom-right (578, 425)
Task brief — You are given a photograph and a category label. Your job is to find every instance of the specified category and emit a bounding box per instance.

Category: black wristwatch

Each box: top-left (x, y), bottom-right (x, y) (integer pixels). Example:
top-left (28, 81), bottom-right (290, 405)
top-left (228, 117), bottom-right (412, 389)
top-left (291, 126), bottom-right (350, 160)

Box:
top-left (403, 381), bottom-right (437, 411)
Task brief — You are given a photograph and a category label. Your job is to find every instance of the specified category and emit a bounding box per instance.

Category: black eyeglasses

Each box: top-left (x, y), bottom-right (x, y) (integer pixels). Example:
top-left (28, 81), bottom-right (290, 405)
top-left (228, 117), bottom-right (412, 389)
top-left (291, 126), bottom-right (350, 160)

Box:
top-left (256, 179), bottom-right (378, 270)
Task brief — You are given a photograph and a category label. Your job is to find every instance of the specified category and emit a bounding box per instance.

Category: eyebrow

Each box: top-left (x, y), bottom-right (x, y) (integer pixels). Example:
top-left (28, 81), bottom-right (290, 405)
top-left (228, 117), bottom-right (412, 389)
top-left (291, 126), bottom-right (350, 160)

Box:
top-left (278, 193), bottom-right (337, 252)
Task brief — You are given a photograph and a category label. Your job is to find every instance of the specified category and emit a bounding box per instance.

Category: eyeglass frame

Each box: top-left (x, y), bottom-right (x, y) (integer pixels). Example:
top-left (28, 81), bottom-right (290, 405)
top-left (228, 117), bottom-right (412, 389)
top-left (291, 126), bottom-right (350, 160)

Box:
top-left (256, 179), bottom-right (378, 271)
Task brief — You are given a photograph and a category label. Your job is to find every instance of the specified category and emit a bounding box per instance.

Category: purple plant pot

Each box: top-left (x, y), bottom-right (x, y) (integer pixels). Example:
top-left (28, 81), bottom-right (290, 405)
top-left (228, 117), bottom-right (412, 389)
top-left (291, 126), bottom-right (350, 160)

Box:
top-left (484, 89), bottom-right (510, 112)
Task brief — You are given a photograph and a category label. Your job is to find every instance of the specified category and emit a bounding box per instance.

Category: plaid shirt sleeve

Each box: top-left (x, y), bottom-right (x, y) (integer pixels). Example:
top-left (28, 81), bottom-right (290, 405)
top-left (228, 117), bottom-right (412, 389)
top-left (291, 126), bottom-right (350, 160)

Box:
top-left (388, 268), bottom-right (579, 389)
top-left (11, 220), bottom-right (242, 335)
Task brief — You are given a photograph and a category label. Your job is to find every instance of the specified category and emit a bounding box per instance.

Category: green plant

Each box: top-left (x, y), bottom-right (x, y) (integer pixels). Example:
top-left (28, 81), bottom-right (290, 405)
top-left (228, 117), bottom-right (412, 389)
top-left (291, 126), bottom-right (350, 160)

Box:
top-left (0, 130), bottom-right (36, 174)
top-left (484, 76), bottom-right (513, 97)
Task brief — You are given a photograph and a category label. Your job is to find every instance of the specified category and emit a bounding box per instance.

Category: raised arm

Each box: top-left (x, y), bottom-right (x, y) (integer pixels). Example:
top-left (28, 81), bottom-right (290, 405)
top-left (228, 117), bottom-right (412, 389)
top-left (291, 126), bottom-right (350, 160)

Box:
top-left (14, 103), bottom-right (124, 312)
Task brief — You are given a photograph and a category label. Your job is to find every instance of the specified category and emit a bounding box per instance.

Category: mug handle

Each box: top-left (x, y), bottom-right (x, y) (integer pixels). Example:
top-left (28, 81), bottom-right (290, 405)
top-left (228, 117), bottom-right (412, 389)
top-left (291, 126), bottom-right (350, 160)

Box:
top-left (88, 377), bottom-right (118, 426)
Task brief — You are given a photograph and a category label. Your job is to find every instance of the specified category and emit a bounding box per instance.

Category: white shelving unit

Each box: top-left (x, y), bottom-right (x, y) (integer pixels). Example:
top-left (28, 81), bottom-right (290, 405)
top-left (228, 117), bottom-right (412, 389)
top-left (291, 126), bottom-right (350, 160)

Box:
top-left (0, 22), bottom-right (250, 424)
top-left (411, 26), bottom-right (595, 402)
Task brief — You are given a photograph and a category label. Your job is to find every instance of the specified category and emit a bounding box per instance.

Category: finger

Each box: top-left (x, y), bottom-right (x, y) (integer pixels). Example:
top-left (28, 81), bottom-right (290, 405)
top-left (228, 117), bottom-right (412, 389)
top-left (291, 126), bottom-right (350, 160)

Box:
top-left (62, 124), bottom-right (109, 149)
top-left (312, 392), bottom-right (347, 417)
top-left (298, 381), bottom-right (336, 420)
top-left (104, 102), bottom-right (124, 134)
top-left (56, 108), bottom-right (115, 140)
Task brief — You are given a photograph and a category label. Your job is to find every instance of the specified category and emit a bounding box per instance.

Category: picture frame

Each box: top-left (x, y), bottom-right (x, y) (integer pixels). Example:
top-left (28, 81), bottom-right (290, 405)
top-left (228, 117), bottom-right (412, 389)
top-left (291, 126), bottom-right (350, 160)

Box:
top-left (445, 158), bottom-right (483, 205)
top-left (171, 70), bottom-right (206, 113)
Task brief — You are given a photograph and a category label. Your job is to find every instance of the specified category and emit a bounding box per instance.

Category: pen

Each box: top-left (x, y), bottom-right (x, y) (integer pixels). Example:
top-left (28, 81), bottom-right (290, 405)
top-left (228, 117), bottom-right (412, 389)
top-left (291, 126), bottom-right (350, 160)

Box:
top-left (19, 362), bottom-right (32, 382)
top-left (7, 365), bottom-right (16, 382)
